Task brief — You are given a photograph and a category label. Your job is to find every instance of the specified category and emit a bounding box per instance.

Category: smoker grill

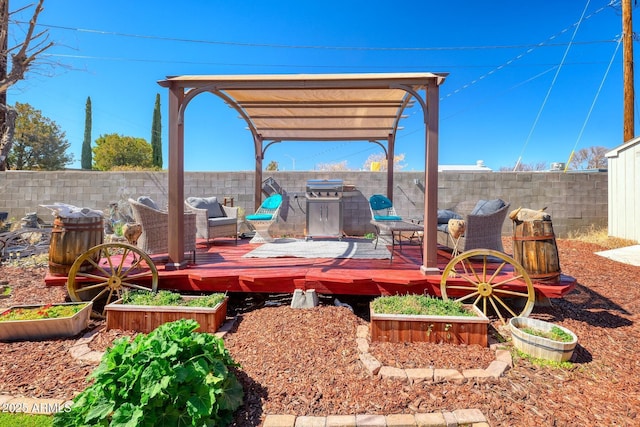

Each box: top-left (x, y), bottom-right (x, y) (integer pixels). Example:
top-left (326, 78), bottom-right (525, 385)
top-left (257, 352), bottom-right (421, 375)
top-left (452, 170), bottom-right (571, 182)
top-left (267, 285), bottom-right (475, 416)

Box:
top-left (305, 179), bottom-right (344, 239)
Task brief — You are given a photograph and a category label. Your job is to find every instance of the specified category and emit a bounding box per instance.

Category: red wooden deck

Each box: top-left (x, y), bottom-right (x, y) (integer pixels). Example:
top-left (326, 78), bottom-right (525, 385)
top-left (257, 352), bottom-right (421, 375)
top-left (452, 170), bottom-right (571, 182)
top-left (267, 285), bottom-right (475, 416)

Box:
top-left (45, 237), bottom-right (576, 299)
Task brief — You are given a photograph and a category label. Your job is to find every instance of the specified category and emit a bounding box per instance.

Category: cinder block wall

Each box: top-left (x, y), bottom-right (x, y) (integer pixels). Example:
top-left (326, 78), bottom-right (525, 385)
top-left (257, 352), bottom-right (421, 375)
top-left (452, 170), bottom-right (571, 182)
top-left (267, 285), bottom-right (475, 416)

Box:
top-left (0, 170), bottom-right (607, 238)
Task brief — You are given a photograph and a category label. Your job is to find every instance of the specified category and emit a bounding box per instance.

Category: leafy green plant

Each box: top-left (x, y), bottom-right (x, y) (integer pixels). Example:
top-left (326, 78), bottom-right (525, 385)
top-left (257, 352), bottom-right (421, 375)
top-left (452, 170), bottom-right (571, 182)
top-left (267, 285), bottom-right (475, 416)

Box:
top-left (371, 294), bottom-right (476, 317)
top-left (513, 348), bottom-right (575, 369)
top-left (0, 303), bottom-right (87, 322)
top-left (121, 290), bottom-right (226, 308)
top-left (53, 319), bottom-right (243, 427)
top-left (520, 325), bottom-right (574, 342)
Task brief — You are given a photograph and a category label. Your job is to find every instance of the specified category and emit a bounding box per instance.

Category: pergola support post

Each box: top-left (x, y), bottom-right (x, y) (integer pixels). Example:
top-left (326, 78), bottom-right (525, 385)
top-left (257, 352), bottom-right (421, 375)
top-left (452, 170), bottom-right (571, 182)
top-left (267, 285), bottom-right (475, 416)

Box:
top-left (166, 84), bottom-right (188, 269)
top-left (421, 84), bottom-right (440, 274)
top-left (254, 135), bottom-right (264, 211)
top-left (386, 134), bottom-right (394, 200)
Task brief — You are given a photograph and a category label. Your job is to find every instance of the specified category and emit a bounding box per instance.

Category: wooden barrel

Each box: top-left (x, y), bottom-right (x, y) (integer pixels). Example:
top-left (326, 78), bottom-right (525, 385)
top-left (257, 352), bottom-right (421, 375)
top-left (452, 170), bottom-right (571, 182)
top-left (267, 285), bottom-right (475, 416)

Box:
top-left (48, 216), bottom-right (104, 276)
top-left (512, 220), bottom-right (561, 283)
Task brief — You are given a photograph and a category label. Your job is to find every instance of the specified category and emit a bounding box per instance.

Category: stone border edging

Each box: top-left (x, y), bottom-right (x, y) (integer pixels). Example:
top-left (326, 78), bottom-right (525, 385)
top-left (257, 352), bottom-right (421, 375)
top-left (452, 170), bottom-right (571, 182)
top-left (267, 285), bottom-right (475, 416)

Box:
top-left (356, 325), bottom-right (512, 382)
top-left (262, 410), bottom-right (490, 426)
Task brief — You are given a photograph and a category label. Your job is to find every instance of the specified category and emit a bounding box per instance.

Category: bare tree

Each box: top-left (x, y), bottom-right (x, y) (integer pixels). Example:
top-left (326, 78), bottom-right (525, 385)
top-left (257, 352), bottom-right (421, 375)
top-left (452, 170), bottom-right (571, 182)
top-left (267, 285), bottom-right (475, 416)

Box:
top-left (315, 160), bottom-right (350, 171)
top-left (0, 0), bottom-right (53, 170)
top-left (569, 146), bottom-right (609, 170)
top-left (363, 152), bottom-right (406, 171)
top-left (499, 162), bottom-right (548, 171)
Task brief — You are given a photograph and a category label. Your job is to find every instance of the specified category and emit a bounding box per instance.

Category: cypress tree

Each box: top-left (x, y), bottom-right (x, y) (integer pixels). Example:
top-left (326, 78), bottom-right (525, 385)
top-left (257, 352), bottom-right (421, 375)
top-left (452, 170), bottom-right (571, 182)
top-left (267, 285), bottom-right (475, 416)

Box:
top-left (81, 96), bottom-right (92, 169)
top-left (151, 93), bottom-right (162, 168)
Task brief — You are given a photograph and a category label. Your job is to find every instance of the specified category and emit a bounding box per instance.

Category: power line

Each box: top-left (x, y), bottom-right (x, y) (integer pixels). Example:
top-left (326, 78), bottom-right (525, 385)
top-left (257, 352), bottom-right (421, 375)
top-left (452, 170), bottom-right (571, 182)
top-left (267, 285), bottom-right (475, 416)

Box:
top-left (15, 20), bottom-right (616, 53)
top-left (515, 0), bottom-right (593, 171)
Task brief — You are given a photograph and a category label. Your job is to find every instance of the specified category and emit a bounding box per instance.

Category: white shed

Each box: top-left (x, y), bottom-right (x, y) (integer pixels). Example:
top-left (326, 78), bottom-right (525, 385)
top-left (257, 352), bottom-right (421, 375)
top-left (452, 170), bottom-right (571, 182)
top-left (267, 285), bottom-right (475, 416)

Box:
top-left (606, 137), bottom-right (640, 241)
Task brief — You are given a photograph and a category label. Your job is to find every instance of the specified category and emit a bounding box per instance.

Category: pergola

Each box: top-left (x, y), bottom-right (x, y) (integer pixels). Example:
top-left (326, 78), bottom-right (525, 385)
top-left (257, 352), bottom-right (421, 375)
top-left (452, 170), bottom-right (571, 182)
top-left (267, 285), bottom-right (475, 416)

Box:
top-left (157, 72), bottom-right (448, 273)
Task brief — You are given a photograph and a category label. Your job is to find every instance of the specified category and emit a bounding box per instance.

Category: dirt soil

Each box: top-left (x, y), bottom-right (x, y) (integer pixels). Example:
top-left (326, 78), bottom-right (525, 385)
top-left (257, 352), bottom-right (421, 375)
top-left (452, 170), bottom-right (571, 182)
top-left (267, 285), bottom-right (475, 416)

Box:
top-left (1, 239), bottom-right (639, 426)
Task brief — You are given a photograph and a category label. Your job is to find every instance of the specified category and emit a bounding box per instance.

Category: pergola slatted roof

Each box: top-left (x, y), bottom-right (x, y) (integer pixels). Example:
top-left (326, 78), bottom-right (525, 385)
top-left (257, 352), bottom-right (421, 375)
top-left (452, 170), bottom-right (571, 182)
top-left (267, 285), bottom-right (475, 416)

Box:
top-left (158, 72), bottom-right (447, 273)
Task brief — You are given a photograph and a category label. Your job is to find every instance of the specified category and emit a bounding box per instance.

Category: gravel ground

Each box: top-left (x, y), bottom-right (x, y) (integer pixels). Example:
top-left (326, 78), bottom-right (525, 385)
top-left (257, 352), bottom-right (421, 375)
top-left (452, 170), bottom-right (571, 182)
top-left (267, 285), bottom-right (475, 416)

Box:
top-left (0, 238), bottom-right (639, 426)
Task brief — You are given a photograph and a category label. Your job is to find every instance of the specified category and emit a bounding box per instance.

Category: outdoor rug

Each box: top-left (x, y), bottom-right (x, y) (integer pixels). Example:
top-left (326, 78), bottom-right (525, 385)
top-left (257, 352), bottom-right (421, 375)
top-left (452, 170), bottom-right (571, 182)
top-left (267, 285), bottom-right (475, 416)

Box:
top-left (242, 238), bottom-right (391, 260)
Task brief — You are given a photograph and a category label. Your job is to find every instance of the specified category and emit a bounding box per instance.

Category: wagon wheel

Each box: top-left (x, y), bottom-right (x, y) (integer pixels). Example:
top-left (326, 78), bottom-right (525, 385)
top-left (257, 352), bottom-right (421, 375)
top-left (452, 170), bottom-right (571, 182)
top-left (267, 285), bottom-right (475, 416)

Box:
top-left (66, 243), bottom-right (158, 314)
top-left (440, 249), bottom-right (535, 324)
top-left (0, 228), bottom-right (51, 260)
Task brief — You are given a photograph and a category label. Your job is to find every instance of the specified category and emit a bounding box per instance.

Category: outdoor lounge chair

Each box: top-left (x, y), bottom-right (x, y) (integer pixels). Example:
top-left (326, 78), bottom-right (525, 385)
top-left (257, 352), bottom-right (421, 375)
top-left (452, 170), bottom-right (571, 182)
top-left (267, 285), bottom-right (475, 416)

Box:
top-left (368, 194), bottom-right (402, 222)
top-left (368, 194), bottom-right (423, 260)
top-left (128, 197), bottom-right (197, 261)
top-left (245, 194), bottom-right (282, 243)
top-left (436, 198), bottom-right (510, 253)
top-left (184, 196), bottom-right (239, 245)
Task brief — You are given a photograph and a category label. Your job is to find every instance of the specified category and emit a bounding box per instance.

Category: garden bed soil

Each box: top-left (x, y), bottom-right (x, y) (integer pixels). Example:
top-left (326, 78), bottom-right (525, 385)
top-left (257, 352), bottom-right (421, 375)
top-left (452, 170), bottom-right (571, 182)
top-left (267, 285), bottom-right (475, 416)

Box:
top-left (1, 238), bottom-right (639, 426)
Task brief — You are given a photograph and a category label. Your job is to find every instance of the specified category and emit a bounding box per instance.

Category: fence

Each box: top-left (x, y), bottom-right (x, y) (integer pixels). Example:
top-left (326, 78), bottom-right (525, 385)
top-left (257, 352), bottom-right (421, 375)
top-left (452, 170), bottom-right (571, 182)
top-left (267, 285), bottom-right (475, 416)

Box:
top-left (0, 170), bottom-right (607, 238)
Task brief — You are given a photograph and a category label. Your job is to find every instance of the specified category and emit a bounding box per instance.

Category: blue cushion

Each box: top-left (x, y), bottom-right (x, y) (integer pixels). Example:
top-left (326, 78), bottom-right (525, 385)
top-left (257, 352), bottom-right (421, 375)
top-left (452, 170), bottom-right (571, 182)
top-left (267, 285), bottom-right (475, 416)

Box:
top-left (261, 194), bottom-right (282, 210)
top-left (437, 209), bottom-right (463, 224)
top-left (470, 199), bottom-right (505, 216)
top-left (437, 223), bottom-right (449, 233)
top-left (187, 196), bottom-right (224, 218)
top-left (246, 213), bottom-right (274, 221)
top-left (137, 196), bottom-right (159, 210)
top-left (374, 215), bottom-right (402, 221)
top-left (369, 194), bottom-right (393, 211)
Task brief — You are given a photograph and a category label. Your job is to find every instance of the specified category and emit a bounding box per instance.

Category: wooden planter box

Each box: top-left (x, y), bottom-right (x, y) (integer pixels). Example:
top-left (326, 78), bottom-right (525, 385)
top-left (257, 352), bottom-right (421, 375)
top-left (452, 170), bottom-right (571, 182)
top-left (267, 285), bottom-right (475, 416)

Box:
top-left (105, 296), bottom-right (228, 334)
top-left (370, 304), bottom-right (490, 346)
top-left (509, 317), bottom-right (578, 362)
top-left (0, 302), bottom-right (92, 341)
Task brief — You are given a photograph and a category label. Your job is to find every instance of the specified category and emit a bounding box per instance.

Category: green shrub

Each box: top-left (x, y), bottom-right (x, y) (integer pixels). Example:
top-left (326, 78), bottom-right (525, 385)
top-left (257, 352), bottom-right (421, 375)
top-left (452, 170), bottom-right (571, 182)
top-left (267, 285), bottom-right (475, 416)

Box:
top-left (53, 319), bottom-right (243, 426)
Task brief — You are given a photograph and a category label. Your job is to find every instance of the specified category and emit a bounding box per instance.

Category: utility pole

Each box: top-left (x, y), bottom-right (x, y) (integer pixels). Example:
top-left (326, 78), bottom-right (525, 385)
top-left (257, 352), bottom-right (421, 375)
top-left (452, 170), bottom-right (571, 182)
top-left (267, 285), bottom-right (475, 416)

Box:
top-left (623, 0), bottom-right (635, 142)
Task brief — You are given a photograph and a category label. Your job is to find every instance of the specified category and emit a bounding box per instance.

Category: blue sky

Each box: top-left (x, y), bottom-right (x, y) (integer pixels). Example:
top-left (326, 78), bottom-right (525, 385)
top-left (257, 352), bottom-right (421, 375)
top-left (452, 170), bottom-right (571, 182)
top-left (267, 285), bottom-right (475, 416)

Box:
top-left (7, 0), bottom-right (631, 171)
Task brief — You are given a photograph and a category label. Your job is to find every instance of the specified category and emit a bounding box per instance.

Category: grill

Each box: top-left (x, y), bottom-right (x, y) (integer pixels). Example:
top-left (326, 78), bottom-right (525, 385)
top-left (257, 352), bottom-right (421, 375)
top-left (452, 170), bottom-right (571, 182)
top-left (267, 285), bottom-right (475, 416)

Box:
top-left (305, 179), bottom-right (344, 239)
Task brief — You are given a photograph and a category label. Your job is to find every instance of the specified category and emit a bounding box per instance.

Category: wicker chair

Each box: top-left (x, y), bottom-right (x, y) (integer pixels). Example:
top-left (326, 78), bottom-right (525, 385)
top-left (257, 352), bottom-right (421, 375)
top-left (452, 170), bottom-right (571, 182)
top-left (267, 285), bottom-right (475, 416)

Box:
top-left (436, 199), bottom-right (510, 253)
top-left (245, 194), bottom-right (282, 243)
top-left (184, 197), bottom-right (239, 245)
top-left (128, 198), bottom-right (197, 261)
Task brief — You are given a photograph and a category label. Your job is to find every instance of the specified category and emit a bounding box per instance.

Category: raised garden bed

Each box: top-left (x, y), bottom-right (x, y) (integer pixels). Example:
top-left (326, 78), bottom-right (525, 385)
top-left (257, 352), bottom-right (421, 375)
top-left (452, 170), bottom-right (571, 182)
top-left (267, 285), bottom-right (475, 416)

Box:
top-left (105, 293), bottom-right (228, 333)
top-left (369, 295), bottom-right (490, 346)
top-left (0, 302), bottom-right (92, 341)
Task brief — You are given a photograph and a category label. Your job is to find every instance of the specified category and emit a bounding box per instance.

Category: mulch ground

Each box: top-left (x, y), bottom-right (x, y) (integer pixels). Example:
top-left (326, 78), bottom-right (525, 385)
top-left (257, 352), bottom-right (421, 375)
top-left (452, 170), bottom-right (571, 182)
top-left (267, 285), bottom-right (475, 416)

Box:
top-left (0, 238), bottom-right (639, 426)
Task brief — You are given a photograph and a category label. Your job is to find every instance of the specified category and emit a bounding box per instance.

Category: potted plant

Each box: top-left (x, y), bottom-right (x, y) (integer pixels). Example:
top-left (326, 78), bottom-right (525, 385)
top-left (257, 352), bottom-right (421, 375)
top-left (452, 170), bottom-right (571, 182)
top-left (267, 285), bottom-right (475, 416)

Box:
top-left (0, 301), bottom-right (92, 341)
top-left (509, 317), bottom-right (578, 362)
top-left (105, 290), bottom-right (228, 333)
top-left (370, 294), bottom-right (490, 346)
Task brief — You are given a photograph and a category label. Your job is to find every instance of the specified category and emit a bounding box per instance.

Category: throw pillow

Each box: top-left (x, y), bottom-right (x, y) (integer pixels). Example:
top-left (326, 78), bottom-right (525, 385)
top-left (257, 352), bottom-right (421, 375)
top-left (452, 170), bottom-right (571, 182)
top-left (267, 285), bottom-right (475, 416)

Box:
top-left (187, 196), bottom-right (224, 218)
top-left (261, 194), bottom-right (282, 210)
top-left (369, 194), bottom-right (393, 211)
top-left (470, 199), bottom-right (505, 216)
top-left (437, 209), bottom-right (463, 224)
top-left (137, 196), bottom-right (159, 210)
